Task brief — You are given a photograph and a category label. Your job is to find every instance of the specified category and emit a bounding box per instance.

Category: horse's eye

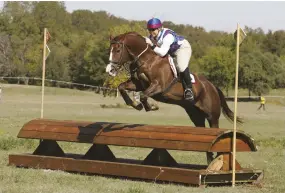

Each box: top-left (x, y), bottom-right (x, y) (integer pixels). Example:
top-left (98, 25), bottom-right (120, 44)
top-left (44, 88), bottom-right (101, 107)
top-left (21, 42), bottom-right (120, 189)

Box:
top-left (116, 49), bottom-right (120, 53)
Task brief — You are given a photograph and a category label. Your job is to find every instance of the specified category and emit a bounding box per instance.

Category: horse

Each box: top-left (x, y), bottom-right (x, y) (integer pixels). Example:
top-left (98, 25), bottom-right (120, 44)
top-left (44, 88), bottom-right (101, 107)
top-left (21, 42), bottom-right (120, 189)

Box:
top-left (105, 31), bottom-right (243, 162)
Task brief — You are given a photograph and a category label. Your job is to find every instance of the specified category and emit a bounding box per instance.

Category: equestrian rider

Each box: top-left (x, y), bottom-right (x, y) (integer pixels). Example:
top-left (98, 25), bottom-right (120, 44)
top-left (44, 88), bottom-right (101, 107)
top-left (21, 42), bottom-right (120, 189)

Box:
top-left (145, 18), bottom-right (194, 102)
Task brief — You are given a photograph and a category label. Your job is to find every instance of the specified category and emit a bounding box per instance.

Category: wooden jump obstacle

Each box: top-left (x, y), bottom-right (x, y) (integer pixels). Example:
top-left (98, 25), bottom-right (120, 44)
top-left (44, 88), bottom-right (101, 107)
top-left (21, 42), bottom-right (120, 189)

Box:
top-left (9, 119), bottom-right (263, 186)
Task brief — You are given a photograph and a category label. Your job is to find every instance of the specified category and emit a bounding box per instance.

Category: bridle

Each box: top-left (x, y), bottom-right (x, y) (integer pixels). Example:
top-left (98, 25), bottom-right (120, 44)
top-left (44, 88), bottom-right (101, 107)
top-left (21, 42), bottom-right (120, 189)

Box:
top-left (109, 36), bottom-right (149, 74)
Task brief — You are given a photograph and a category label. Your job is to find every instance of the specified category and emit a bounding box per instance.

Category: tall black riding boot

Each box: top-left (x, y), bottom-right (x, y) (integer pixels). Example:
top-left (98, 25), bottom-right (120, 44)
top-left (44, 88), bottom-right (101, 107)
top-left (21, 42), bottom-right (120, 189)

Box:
top-left (181, 67), bottom-right (194, 102)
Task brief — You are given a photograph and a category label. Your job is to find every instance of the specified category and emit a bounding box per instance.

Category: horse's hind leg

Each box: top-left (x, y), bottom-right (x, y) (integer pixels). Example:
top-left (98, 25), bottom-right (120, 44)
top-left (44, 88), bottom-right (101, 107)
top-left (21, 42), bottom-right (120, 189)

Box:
top-left (206, 118), bottom-right (220, 164)
top-left (184, 106), bottom-right (206, 127)
top-left (207, 118), bottom-right (219, 128)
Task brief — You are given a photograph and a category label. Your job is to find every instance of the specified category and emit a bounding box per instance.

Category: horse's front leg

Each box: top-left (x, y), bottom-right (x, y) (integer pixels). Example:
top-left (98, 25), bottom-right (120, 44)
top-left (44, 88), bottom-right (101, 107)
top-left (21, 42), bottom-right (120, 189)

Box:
top-left (118, 80), bottom-right (143, 111)
top-left (140, 80), bottom-right (163, 101)
top-left (140, 97), bottom-right (159, 112)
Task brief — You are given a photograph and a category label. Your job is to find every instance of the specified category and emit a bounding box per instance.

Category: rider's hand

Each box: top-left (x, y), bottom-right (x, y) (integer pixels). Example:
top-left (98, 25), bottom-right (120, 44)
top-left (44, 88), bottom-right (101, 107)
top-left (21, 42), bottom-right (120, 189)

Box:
top-left (145, 37), bottom-right (154, 46)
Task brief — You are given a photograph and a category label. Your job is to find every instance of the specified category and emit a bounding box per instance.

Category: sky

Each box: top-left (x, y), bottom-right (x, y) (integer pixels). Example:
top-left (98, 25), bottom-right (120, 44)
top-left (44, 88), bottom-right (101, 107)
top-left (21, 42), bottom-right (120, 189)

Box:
top-left (64, 1), bottom-right (285, 33)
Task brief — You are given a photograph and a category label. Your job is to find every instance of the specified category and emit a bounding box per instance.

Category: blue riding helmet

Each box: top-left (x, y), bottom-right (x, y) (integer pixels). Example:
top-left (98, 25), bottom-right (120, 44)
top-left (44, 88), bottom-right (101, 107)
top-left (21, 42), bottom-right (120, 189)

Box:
top-left (147, 18), bottom-right (162, 29)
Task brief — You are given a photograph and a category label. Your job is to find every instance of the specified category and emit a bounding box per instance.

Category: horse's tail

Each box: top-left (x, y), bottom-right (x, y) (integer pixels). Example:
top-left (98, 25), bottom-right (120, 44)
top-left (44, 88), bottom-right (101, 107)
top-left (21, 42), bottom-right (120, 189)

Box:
top-left (215, 87), bottom-right (243, 124)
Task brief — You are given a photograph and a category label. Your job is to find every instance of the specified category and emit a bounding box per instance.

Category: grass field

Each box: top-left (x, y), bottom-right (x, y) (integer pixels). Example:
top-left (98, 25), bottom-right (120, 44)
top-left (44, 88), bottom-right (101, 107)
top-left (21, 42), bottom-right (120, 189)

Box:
top-left (0, 84), bottom-right (284, 193)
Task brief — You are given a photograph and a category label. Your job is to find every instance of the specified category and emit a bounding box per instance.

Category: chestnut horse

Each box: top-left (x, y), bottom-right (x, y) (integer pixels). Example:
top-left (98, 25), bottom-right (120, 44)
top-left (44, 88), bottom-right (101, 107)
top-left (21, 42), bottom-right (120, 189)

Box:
top-left (106, 32), bottom-right (242, 129)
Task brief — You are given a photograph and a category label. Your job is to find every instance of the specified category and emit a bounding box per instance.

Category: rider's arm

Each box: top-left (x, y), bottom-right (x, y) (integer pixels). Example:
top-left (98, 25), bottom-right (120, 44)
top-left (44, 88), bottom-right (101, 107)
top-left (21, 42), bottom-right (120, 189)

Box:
top-left (153, 34), bottom-right (175, 57)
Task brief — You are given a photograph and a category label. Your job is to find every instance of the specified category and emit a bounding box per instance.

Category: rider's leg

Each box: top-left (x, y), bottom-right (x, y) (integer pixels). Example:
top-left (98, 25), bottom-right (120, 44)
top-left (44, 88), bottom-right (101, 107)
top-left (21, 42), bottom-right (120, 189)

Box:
top-left (176, 39), bottom-right (194, 101)
top-left (181, 67), bottom-right (194, 101)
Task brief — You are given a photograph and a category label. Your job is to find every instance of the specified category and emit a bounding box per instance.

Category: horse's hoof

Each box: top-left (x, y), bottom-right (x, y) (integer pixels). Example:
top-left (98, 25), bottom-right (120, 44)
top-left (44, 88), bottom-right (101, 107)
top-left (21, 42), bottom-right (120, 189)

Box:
top-left (143, 105), bottom-right (159, 112)
top-left (144, 107), bottom-right (151, 112)
top-left (134, 103), bottom-right (143, 111)
top-left (150, 105), bottom-right (159, 111)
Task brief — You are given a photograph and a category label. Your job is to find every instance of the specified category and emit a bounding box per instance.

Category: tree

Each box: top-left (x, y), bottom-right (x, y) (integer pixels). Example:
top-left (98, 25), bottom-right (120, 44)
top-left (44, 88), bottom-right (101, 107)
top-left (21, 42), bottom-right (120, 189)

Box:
top-left (198, 46), bottom-right (235, 95)
top-left (71, 10), bottom-right (99, 33)
top-left (239, 51), bottom-right (283, 95)
top-left (69, 32), bottom-right (108, 86)
top-left (0, 34), bottom-right (13, 76)
top-left (263, 30), bottom-right (285, 57)
top-left (0, 1), bottom-right (284, 91)
top-left (276, 56), bottom-right (285, 88)
top-left (1, 2), bottom-right (41, 77)
top-left (45, 44), bottom-right (71, 82)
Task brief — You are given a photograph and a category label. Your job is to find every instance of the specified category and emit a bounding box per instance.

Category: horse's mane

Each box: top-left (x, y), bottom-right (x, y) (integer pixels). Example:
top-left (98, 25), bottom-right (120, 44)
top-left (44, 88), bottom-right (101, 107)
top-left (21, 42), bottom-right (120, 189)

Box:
top-left (113, 31), bottom-right (145, 42)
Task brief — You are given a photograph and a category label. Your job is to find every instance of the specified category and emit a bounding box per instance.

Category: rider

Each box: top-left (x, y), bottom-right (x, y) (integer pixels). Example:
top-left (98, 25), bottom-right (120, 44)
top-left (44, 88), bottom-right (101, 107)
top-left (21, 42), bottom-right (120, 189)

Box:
top-left (145, 18), bottom-right (194, 102)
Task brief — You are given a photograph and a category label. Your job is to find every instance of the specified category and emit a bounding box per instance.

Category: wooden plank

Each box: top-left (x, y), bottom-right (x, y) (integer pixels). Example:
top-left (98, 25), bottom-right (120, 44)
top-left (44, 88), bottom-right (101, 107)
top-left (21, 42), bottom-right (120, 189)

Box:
top-left (19, 125), bottom-right (217, 143)
top-left (8, 154), bottom-right (263, 186)
top-left (18, 119), bottom-right (256, 152)
top-left (210, 138), bottom-right (253, 152)
top-left (9, 154), bottom-right (201, 185)
top-left (18, 130), bottom-right (254, 152)
top-left (18, 131), bottom-right (212, 151)
top-left (24, 119), bottom-right (94, 127)
top-left (199, 168), bottom-right (264, 175)
top-left (199, 170), bottom-right (263, 185)
top-left (22, 119), bottom-right (226, 136)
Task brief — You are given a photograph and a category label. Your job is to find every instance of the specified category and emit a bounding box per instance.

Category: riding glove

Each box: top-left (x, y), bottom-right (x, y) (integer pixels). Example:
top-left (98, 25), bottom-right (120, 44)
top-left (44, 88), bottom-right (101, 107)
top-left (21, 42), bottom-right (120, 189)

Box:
top-left (145, 37), bottom-right (154, 46)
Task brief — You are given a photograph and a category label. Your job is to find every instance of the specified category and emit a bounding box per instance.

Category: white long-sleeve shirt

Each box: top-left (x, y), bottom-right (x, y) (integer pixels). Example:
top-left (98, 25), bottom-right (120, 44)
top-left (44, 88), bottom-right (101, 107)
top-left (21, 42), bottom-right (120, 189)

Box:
top-left (153, 33), bottom-right (175, 57)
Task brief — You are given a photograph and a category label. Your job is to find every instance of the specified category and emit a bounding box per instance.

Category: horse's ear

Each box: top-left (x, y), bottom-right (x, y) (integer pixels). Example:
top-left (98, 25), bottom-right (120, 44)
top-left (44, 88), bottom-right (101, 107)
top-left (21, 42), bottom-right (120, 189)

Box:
top-left (109, 35), bottom-right (113, 41)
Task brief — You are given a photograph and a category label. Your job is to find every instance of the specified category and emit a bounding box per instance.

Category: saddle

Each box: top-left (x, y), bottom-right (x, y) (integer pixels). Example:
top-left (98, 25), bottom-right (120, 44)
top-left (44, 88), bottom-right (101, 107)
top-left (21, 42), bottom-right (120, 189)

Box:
top-left (167, 55), bottom-right (195, 83)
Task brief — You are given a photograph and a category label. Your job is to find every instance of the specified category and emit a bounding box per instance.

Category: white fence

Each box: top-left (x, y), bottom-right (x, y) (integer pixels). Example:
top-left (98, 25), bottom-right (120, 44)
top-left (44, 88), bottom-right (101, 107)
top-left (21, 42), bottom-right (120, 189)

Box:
top-left (0, 76), bottom-right (119, 97)
top-left (1, 76), bottom-right (284, 101)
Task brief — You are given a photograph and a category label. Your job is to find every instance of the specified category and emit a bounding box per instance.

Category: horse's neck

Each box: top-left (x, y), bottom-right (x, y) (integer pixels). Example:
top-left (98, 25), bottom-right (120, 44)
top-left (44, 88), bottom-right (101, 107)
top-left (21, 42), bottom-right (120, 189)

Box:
top-left (130, 40), bottom-right (171, 77)
top-left (137, 51), bottom-right (175, 86)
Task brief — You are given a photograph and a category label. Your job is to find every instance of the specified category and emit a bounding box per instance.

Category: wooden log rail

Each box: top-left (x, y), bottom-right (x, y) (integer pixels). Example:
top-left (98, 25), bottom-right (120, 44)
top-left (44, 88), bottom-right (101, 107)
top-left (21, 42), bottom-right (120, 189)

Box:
top-left (8, 119), bottom-right (263, 186)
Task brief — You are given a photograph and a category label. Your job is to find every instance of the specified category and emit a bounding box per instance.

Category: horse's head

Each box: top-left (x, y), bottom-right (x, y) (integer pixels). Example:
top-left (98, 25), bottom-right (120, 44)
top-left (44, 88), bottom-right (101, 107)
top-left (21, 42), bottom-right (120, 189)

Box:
top-left (106, 32), bottom-right (149, 76)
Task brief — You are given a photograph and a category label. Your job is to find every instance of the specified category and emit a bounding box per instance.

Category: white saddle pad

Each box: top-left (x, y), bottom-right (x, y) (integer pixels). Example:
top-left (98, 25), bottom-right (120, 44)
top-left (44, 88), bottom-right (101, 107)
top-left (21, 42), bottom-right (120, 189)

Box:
top-left (168, 55), bottom-right (196, 83)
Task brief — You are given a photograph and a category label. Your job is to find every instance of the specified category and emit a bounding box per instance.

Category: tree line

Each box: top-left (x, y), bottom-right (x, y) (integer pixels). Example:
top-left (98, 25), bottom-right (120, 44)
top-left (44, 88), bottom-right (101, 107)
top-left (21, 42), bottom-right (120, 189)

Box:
top-left (0, 1), bottom-right (284, 96)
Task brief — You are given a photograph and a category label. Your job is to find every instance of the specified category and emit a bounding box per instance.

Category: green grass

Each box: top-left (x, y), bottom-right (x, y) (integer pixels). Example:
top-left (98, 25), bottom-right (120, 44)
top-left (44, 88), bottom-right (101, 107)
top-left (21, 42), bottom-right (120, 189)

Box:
top-left (0, 135), bottom-right (37, 150)
top-left (223, 88), bottom-right (285, 97)
top-left (0, 84), bottom-right (285, 192)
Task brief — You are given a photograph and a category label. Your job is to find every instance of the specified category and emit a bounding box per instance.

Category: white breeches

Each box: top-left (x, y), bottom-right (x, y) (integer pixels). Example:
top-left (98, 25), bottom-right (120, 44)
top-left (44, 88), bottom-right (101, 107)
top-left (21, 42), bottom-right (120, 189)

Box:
top-left (173, 39), bottom-right (192, 72)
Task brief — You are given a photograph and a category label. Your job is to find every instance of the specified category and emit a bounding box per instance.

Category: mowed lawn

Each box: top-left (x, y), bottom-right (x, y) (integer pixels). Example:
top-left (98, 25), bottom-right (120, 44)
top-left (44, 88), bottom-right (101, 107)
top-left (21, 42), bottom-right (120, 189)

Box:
top-left (0, 84), bottom-right (284, 193)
